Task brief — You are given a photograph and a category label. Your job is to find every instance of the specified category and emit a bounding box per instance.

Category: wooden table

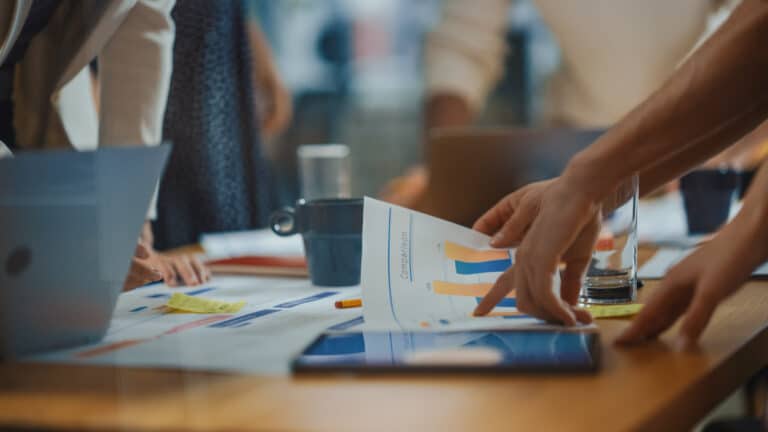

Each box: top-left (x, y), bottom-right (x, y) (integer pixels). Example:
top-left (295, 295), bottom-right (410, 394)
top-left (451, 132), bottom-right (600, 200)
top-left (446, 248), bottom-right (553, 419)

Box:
top-left (0, 255), bottom-right (767, 431)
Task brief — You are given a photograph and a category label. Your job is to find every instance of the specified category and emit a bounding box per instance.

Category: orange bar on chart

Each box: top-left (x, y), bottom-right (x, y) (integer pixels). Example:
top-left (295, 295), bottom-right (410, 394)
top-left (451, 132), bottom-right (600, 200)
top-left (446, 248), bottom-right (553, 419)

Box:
top-left (444, 241), bottom-right (510, 263)
top-left (432, 281), bottom-right (515, 298)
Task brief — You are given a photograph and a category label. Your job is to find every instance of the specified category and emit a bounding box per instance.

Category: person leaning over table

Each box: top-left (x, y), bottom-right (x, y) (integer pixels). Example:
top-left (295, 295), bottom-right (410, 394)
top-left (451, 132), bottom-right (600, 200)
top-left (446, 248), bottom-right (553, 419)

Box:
top-left (0, 0), bottom-right (209, 290)
top-left (472, 0), bottom-right (768, 349)
top-left (381, 0), bottom-right (768, 206)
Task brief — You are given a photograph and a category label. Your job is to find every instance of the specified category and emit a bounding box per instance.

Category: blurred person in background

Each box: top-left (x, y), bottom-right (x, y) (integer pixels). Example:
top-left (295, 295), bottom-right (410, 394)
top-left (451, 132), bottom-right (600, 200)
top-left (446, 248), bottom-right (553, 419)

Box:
top-left (382, 0), bottom-right (767, 207)
top-left (0, 0), bottom-right (183, 291)
top-left (154, 0), bottom-right (292, 278)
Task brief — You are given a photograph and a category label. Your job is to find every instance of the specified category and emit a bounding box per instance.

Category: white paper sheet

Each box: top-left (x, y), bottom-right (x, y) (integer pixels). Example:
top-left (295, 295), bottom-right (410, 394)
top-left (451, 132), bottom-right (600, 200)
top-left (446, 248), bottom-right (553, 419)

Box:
top-left (200, 229), bottom-right (304, 259)
top-left (360, 198), bottom-right (573, 331)
top-left (33, 277), bottom-right (363, 374)
top-left (638, 247), bottom-right (768, 279)
top-left (637, 192), bottom-right (740, 248)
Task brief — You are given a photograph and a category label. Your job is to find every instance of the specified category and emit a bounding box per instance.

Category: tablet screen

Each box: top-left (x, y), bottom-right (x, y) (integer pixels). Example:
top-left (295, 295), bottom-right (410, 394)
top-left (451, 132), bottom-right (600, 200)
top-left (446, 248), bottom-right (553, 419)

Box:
top-left (293, 330), bottom-right (599, 373)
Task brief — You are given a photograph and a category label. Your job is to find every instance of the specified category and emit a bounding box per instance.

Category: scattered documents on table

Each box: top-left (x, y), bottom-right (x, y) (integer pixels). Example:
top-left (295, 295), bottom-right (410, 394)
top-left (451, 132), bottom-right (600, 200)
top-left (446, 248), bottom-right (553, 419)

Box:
top-left (201, 229), bottom-right (304, 259)
top-left (206, 255), bottom-right (308, 277)
top-left (166, 293), bottom-right (245, 314)
top-left (637, 192), bottom-right (735, 248)
top-left (585, 304), bottom-right (643, 319)
top-left (638, 248), bottom-right (768, 279)
top-left (33, 277), bottom-right (363, 374)
top-left (360, 198), bottom-right (572, 331)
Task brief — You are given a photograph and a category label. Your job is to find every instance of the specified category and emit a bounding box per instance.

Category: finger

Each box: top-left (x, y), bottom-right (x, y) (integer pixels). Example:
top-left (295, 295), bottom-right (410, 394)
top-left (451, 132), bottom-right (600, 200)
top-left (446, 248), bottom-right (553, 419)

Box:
top-left (473, 269), bottom-right (515, 316)
top-left (173, 257), bottom-right (200, 286)
top-left (572, 307), bottom-right (593, 324)
top-left (489, 199), bottom-right (537, 247)
top-left (527, 265), bottom-right (577, 326)
top-left (561, 257), bottom-right (591, 306)
top-left (159, 259), bottom-right (178, 287)
top-left (473, 195), bottom-right (518, 237)
top-left (514, 276), bottom-right (560, 322)
top-left (134, 243), bottom-right (150, 259)
top-left (678, 287), bottom-right (721, 348)
top-left (616, 275), bottom-right (693, 344)
top-left (131, 259), bottom-right (163, 281)
top-left (190, 257), bottom-right (211, 283)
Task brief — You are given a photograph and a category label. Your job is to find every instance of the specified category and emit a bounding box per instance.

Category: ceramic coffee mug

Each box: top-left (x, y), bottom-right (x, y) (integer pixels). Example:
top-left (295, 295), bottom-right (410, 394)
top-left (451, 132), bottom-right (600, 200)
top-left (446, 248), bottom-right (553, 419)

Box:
top-left (270, 198), bottom-right (363, 287)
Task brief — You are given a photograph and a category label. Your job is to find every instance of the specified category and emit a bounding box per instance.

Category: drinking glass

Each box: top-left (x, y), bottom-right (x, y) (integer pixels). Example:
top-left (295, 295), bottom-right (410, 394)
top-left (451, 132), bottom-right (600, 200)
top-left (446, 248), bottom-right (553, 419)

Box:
top-left (297, 144), bottom-right (352, 200)
top-left (580, 175), bottom-right (638, 304)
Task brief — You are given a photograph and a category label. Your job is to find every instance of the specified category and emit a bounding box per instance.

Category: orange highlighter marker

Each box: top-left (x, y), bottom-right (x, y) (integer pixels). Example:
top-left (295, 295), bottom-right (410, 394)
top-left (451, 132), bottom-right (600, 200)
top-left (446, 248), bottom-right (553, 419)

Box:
top-left (335, 298), bottom-right (362, 309)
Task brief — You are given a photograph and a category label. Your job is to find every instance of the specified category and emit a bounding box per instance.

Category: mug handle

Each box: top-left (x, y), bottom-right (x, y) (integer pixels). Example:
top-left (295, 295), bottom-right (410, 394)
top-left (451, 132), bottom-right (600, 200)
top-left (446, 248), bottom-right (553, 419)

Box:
top-left (270, 207), bottom-right (298, 236)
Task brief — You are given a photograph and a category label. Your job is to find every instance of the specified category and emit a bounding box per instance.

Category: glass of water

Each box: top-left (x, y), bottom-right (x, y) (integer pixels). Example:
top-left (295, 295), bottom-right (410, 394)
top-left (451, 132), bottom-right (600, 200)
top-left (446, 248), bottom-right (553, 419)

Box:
top-left (580, 175), bottom-right (638, 304)
top-left (297, 144), bottom-right (352, 200)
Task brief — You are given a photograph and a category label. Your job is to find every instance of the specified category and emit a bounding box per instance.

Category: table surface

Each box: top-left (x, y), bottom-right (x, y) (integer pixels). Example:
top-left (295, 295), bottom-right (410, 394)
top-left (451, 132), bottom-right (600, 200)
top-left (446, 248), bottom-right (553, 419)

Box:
top-left (0, 250), bottom-right (767, 432)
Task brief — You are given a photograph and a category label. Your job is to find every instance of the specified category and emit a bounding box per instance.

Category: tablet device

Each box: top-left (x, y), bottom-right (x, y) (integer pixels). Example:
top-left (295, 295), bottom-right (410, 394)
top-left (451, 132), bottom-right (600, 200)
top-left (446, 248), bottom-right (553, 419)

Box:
top-left (292, 330), bottom-right (600, 374)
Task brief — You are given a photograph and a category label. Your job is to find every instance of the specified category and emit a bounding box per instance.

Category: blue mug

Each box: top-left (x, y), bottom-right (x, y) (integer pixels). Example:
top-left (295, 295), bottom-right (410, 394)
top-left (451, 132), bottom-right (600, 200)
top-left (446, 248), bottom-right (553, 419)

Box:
top-left (270, 198), bottom-right (363, 286)
top-left (680, 169), bottom-right (740, 234)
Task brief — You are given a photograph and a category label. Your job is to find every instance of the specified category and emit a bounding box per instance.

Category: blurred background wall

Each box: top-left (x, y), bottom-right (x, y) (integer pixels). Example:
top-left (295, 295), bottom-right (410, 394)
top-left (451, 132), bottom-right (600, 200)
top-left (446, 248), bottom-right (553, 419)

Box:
top-left (247, 0), bottom-right (560, 205)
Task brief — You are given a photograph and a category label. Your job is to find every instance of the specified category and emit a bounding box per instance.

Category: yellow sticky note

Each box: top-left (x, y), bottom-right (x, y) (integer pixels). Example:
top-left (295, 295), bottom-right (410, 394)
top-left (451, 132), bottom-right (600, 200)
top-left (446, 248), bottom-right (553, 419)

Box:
top-left (166, 293), bottom-right (245, 314)
top-left (585, 303), bottom-right (643, 319)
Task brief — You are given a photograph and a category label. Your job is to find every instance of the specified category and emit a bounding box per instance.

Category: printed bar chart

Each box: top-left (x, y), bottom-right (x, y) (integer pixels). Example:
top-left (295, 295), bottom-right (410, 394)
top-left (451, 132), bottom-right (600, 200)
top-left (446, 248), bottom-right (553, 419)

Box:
top-left (444, 241), bottom-right (510, 262)
top-left (445, 241), bottom-right (512, 275)
top-left (455, 259), bottom-right (511, 275)
top-left (432, 281), bottom-right (515, 298)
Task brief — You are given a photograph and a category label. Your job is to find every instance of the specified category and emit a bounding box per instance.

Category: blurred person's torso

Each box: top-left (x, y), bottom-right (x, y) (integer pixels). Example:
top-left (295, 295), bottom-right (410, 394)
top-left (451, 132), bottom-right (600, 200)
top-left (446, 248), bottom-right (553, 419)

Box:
top-left (534, 0), bottom-right (715, 127)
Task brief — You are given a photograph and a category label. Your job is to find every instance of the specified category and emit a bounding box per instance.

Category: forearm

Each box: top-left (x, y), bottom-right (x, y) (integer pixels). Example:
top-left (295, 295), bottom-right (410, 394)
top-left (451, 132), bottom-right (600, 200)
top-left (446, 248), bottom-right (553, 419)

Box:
top-left (637, 117), bottom-right (768, 196)
top-left (738, 160), bottom-right (768, 260)
top-left (98, 0), bottom-right (175, 146)
top-left (566, 0), bottom-right (768, 200)
top-left (425, 93), bottom-right (473, 130)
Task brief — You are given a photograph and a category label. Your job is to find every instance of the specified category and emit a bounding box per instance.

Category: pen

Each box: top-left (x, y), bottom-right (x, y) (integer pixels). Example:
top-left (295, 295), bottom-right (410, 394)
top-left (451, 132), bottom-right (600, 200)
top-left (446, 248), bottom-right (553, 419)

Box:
top-left (335, 298), bottom-right (362, 309)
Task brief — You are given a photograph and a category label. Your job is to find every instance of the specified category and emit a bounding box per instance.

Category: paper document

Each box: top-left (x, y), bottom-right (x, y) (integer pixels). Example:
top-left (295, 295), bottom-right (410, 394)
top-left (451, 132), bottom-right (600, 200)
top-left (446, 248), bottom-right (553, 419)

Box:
top-left (360, 198), bottom-right (569, 331)
top-left (200, 229), bottom-right (304, 259)
top-left (637, 192), bottom-right (739, 247)
top-left (639, 247), bottom-right (768, 279)
top-left (33, 277), bottom-right (364, 374)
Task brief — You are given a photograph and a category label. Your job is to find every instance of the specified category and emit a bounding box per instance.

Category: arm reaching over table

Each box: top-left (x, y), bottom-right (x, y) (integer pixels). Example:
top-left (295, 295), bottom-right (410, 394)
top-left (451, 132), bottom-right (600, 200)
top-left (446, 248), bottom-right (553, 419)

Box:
top-left (473, 0), bottom-right (768, 342)
top-left (617, 160), bottom-right (768, 348)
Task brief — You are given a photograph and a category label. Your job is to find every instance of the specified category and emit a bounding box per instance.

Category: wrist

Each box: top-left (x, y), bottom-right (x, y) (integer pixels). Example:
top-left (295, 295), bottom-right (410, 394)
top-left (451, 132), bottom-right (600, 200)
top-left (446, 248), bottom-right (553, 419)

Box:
top-left (561, 153), bottom-right (611, 203)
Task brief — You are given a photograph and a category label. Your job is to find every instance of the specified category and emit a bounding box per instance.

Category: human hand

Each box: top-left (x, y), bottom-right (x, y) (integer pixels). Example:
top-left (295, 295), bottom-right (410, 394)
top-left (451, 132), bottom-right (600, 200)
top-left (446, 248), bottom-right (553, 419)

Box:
top-left (123, 242), bottom-right (163, 291)
top-left (473, 179), bottom-right (554, 248)
top-left (124, 222), bottom-right (212, 290)
top-left (472, 177), bottom-right (600, 325)
top-left (143, 247), bottom-right (211, 288)
top-left (379, 165), bottom-right (429, 209)
top-left (617, 208), bottom-right (767, 348)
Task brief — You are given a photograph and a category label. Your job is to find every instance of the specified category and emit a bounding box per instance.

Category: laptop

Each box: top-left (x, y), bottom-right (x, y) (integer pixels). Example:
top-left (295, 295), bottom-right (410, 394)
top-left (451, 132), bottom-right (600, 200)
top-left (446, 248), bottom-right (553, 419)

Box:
top-left (0, 145), bottom-right (170, 357)
top-left (416, 128), bottom-right (604, 227)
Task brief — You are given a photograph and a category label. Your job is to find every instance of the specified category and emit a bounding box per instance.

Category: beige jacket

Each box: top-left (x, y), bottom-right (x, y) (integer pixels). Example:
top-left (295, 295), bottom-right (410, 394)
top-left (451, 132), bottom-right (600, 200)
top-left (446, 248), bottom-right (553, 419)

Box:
top-left (0, 0), bottom-right (174, 152)
top-left (425, 0), bottom-right (736, 127)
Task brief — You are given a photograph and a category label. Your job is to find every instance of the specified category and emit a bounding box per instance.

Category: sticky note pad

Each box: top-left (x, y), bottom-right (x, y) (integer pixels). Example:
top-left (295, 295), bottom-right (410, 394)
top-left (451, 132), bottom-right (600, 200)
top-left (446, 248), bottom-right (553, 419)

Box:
top-left (585, 303), bottom-right (643, 319)
top-left (166, 293), bottom-right (245, 314)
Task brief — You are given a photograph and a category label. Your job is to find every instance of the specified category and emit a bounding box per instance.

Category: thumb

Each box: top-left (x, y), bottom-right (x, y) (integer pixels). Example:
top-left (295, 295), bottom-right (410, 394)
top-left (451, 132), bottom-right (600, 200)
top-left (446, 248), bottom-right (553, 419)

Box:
top-left (134, 242), bottom-right (150, 260)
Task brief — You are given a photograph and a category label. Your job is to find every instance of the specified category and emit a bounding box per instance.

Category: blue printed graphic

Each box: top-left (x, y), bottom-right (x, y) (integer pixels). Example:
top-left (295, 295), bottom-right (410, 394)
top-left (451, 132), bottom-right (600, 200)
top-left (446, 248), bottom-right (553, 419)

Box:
top-left (455, 259), bottom-right (512, 275)
top-left (274, 291), bottom-right (339, 308)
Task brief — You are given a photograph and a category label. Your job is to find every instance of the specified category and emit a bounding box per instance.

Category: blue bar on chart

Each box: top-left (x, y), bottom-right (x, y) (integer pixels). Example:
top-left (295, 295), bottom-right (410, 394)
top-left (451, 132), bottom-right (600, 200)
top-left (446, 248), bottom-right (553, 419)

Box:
top-left (209, 309), bottom-right (280, 328)
top-left (475, 297), bottom-right (517, 307)
top-left (129, 306), bottom-right (148, 313)
top-left (327, 316), bottom-right (365, 331)
top-left (455, 258), bottom-right (511, 275)
top-left (185, 287), bottom-right (216, 296)
top-left (274, 291), bottom-right (339, 308)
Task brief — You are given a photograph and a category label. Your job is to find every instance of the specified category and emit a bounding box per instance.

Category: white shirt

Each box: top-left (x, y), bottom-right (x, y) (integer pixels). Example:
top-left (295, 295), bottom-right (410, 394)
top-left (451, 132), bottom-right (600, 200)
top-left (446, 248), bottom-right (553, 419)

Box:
top-left (425, 0), bottom-right (736, 127)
